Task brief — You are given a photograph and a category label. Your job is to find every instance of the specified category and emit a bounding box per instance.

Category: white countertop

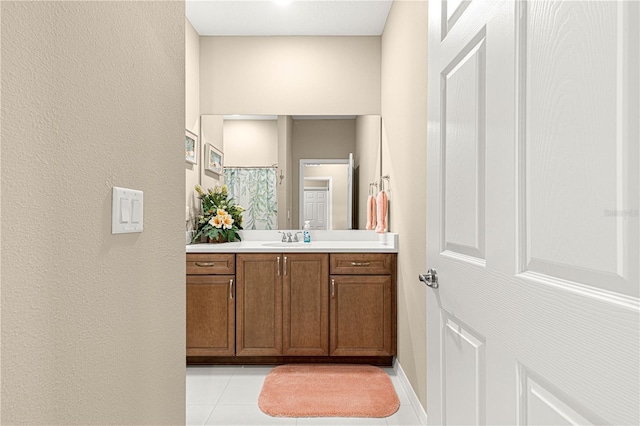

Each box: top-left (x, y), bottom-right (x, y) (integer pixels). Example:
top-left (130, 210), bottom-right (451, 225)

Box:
top-left (186, 230), bottom-right (398, 253)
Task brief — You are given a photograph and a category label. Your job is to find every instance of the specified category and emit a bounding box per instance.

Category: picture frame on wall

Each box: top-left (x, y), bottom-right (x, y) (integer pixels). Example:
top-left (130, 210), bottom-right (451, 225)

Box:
top-left (205, 144), bottom-right (223, 175)
top-left (185, 129), bottom-right (198, 164)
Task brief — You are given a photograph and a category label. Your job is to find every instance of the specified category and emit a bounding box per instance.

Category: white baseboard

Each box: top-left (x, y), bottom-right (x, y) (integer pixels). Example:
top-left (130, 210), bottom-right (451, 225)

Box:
top-left (393, 359), bottom-right (428, 425)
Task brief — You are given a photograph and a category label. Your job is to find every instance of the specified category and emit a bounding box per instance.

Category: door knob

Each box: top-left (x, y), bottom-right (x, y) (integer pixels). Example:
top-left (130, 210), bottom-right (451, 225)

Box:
top-left (419, 269), bottom-right (438, 289)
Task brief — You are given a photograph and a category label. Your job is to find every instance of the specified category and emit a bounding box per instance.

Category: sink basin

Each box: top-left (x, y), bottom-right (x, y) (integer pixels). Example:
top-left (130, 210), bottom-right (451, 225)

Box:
top-left (262, 242), bottom-right (310, 248)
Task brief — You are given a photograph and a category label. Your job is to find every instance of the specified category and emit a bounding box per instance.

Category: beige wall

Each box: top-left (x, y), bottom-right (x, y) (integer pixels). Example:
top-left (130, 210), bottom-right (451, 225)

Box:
top-left (277, 116), bottom-right (293, 229)
top-left (200, 115), bottom-right (224, 192)
top-left (1, 2), bottom-right (185, 424)
top-left (381, 0), bottom-right (429, 409)
top-left (223, 120), bottom-right (279, 167)
top-left (200, 37), bottom-right (381, 115)
top-left (186, 18), bottom-right (200, 229)
top-left (291, 119), bottom-right (355, 229)
top-left (355, 115), bottom-right (382, 229)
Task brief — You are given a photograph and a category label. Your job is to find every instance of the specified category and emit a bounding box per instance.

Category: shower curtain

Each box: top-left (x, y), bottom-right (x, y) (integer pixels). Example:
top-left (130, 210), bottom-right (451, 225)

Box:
top-left (224, 167), bottom-right (277, 230)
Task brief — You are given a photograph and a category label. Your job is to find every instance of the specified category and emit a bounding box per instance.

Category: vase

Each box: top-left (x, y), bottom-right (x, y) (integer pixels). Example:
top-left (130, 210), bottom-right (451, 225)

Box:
top-left (207, 235), bottom-right (227, 244)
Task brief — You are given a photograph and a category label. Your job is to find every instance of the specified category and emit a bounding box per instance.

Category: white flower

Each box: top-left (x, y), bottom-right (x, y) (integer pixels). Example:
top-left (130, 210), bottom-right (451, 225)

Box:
top-left (209, 216), bottom-right (223, 228)
top-left (222, 214), bottom-right (234, 229)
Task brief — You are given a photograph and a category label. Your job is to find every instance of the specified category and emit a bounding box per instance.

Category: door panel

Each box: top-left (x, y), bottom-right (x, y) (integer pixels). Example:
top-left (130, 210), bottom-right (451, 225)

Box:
top-left (283, 253), bottom-right (329, 356)
top-left (330, 275), bottom-right (392, 356)
top-left (443, 316), bottom-right (485, 426)
top-left (442, 30), bottom-right (486, 262)
top-left (521, 0), bottom-right (638, 296)
top-left (521, 368), bottom-right (600, 425)
top-left (304, 189), bottom-right (329, 230)
top-left (186, 275), bottom-right (235, 356)
top-left (427, 1), bottom-right (639, 425)
top-left (236, 254), bottom-right (282, 356)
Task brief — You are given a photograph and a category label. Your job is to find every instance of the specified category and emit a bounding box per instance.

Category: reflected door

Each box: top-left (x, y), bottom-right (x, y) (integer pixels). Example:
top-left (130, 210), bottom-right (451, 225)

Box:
top-left (304, 189), bottom-right (329, 230)
top-left (426, 1), bottom-right (639, 425)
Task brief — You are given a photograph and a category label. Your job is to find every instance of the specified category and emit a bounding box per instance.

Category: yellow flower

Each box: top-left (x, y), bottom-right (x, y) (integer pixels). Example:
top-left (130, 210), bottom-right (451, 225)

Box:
top-left (217, 208), bottom-right (227, 216)
top-left (209, 216), bottom-right (223, 228)
top-left (221, 185), bottom-right (228, 195)
top-left (195, 185), bottom-right (203, 196)
top-left (222, 214), bottom-right (234, 229)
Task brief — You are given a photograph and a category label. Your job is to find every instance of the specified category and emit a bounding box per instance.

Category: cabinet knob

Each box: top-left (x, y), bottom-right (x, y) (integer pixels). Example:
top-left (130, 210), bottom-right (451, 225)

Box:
top-left (331, 279), bottom-right (336, 299)
top-left (195, 262), bottom-right (215, 267)
top-left (229, 279), bottom-right (234, 300)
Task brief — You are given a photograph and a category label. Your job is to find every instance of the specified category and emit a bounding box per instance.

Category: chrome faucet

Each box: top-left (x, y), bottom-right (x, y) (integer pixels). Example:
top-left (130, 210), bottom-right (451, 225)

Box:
top-left (278, 231), bottom-right (301, 243)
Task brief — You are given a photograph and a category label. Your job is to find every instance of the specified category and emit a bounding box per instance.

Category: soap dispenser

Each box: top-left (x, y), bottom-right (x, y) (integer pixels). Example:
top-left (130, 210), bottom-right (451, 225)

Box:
top-left (303, 220), bottom-right (311, 243)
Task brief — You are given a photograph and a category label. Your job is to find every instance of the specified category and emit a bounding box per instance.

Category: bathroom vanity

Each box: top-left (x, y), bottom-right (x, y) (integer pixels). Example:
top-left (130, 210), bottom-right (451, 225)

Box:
top-left (186, 231), bottom-right (397, 366)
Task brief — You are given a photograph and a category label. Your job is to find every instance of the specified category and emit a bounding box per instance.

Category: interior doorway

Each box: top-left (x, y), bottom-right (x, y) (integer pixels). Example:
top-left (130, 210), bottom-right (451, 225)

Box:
top-left (303, 179), bottom-right (331, 230)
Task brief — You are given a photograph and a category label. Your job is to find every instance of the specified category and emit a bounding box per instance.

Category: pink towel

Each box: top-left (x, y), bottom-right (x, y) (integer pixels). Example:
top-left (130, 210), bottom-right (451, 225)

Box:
top-left (375, 191), bottom-right (387, 233)
top-left (366, 195), bottom-right (377, 230)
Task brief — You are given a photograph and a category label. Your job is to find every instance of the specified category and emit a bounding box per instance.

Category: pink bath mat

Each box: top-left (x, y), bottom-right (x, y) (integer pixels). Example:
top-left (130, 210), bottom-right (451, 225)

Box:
top-left (258, 364), bottom-right (400, 418)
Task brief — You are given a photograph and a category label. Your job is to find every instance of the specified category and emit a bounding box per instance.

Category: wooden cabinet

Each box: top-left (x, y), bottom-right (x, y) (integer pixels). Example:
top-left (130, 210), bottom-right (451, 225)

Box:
top-left (329, 253), bottom-right (396, 357)
top-left (236, 253), bottom-right (330, 357)
top-left (236, 253), bottom-right (283, 356)
top-left (283, 253), bottom-right (329, 356)
top-left (187, 251), bottom-right (396, 364)
top-left (186, 254), bottom-right (235, 356)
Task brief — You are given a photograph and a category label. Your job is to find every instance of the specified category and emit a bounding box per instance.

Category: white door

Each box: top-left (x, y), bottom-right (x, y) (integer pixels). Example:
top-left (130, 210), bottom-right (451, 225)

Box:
top-left (304, 188), bottom-right (329, 230)
top-left (426, 1), bottom-right (639, 425)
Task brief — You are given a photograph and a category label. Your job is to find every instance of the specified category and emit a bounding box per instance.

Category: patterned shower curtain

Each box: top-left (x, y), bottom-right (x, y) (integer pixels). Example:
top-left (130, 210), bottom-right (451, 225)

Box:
top-left (224, 167), bottom-right (278, 230)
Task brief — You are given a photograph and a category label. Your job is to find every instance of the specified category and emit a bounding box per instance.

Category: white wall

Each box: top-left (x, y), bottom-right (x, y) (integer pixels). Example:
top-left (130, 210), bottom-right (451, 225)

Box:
top-left (1, 2), bottom-right (185, 424)
top-left (381, 0), bottom-right (429, 409)
top-left (200, 37), bottom-right (381, 115)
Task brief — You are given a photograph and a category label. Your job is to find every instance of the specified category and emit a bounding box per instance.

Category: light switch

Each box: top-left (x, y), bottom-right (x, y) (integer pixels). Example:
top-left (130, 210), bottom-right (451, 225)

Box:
top-left (131, 199), bottom-right (141, 224)
top-left (120, 197), bottom-right (130, 223)
top-left (112, 187), bottom-right (143, 234)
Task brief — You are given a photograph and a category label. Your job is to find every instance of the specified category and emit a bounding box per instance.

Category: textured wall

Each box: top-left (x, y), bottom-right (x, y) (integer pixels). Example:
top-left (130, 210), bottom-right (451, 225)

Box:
top-left (381, 0), bottom-right (429, 410)
top-left (200, 36), bottom-right (381, 115)
top-left (1, 2), bottom-right (186, 424)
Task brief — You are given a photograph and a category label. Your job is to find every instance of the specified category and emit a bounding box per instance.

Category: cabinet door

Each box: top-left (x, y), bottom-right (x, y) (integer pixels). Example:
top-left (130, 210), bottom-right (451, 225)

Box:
top-left (186, 274), bottom-right (235, 356)
top-left (330, 275), bottom-right (393, 356)
top-left (236, 254), bottom-right (282, 356)
top-left (283, 253), bottom-right (329, 356)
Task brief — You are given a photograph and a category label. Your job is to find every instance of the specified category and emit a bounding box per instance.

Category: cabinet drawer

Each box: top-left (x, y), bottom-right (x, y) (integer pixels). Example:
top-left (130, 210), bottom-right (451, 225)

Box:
top-left (187, 253), bottom-right (235, 275)
top-left (330, 253), bottom-right (394, 275)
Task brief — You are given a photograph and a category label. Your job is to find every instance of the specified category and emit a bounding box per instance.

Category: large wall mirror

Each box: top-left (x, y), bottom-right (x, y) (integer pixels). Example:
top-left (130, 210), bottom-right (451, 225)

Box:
top-left (199, 114), bottom-right (381, 231)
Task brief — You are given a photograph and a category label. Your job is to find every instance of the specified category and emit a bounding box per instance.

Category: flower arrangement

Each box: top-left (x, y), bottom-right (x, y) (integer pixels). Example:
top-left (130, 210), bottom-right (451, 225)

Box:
top-left (192, 184), bottom-right (244, 243)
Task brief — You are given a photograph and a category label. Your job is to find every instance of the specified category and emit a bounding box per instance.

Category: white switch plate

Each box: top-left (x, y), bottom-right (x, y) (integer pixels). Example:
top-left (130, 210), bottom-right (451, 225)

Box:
top-left (112, 187), bottom-right (143, 234)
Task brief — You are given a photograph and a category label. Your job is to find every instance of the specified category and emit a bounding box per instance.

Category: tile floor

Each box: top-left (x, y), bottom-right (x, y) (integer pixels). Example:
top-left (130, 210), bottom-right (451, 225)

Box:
top-left (186, 365), bottom-right (425, 425)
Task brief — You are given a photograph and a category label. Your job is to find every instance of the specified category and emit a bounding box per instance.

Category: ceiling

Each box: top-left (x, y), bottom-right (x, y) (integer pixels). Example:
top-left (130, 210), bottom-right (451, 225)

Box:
top-left (186, 1), bottom-right (394, 36)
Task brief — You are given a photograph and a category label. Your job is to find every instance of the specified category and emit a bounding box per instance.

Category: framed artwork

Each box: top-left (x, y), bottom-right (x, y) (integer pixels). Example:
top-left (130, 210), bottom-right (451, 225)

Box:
top-left (205, 144), bottom-right (223, 175)
top-left (185, 130), bottom-right (198, 164)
